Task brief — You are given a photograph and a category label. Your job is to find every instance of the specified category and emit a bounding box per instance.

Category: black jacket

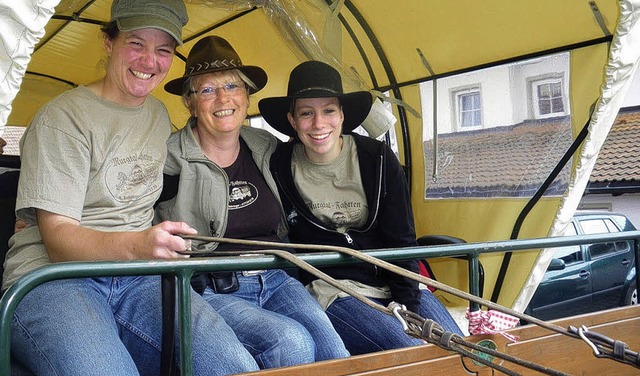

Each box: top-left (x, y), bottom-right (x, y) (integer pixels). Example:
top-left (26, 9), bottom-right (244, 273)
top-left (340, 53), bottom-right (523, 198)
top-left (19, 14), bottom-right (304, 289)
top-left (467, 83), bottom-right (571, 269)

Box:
top-left (270, 133), bottom-right (421, 312)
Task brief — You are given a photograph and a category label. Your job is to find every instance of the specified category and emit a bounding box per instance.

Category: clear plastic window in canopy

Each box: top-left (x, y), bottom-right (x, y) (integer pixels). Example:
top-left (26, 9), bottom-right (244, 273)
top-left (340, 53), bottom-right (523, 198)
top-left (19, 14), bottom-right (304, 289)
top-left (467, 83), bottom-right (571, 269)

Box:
top-left (419, 52), bottom-right (573, 199)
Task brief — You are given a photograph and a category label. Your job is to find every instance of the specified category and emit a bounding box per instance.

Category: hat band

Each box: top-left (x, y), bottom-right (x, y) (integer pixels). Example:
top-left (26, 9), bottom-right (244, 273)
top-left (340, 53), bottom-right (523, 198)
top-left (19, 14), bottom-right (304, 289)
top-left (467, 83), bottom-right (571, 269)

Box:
top-left (186, 59), bottom-right (241, 75)
top-left (293, 87), bottom-right (341, 96)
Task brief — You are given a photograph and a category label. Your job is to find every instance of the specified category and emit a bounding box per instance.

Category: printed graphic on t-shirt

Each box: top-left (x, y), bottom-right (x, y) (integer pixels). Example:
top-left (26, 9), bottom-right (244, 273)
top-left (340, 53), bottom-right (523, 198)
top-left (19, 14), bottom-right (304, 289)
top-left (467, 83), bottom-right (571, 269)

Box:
top-left (106, 153), bottom-right (162, 202)
top-left (228, 180), bottom-right (258, 210)
top-left (307, 200), bottom-right (365, 229)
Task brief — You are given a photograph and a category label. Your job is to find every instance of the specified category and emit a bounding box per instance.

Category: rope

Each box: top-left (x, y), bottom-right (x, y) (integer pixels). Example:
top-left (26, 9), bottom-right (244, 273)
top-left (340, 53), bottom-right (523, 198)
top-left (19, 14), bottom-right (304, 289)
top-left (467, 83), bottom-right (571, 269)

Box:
top-left (197, 247), bottom-right (560, 374)
top-left (181, 235), bottom-right (564, 331)
top-left (179, 235), bottom-right (640, 370)
top-left (177, 237), bottom-right (564, 374)
top-left (395, 305), bottom-right (569, 376)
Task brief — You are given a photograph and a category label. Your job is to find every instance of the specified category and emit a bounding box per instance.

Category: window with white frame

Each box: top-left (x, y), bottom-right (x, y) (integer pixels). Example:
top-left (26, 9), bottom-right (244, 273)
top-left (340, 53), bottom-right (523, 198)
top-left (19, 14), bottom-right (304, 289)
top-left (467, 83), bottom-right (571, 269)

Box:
top-left (532, 77), bottom-right (565, 118)
top-left (455, 89), bottom-right (482, 129)
top-left (419, 52), bottom-right (573, 199)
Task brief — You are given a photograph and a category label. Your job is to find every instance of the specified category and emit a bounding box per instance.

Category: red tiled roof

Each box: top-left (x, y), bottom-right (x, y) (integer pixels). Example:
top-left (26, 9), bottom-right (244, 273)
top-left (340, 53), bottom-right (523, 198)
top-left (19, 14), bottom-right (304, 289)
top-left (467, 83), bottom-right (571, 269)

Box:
top-left (422, 107), bottom-right (640, 198)
top-left (590, 107), bottom-right (640, 183)
top-left (424, 117), bottom-right (573, 198)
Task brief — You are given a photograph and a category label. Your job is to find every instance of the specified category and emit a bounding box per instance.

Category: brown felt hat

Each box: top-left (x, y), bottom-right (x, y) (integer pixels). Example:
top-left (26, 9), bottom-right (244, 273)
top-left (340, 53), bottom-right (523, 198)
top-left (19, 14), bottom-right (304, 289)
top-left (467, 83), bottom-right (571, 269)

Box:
top-left (164, 36), bottom-right (267, 95)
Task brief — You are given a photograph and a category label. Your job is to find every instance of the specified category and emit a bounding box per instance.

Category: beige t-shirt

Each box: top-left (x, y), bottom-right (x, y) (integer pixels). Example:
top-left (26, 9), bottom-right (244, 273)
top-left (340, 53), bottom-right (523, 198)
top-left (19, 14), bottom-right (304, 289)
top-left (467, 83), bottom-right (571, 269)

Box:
top-left (306, 278), bottom-right (392, 310)
top-left (291, 135), bottom-right (368, 233)
top-left (3, 86), bottom-right (170, 290)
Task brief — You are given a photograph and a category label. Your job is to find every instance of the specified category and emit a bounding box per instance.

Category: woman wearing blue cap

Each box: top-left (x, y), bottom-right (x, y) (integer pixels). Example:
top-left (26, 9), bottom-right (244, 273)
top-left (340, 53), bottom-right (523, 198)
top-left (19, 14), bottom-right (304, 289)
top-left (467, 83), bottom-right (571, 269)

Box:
top-left (261, 60), bottom-right (463, 355)
top-left (3, 1), bottom-right (259, 375)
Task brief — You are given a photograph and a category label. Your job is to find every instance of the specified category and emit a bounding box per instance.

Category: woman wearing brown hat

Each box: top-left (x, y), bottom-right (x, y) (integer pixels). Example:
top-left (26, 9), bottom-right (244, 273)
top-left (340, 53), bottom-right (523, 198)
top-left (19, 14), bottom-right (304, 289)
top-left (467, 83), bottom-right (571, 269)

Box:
top-left (4, 1), bottom-right (260, 375)
top-left (156, 36), bottom-right (349, 368)
top-left (262, 60), bottom-right (463, 355)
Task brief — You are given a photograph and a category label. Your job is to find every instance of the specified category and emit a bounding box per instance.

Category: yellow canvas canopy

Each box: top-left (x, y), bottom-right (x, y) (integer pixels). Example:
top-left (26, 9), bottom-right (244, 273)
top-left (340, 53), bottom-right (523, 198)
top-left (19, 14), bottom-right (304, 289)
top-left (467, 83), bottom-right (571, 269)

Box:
top-left (1, 0), bottom-right (639, 311)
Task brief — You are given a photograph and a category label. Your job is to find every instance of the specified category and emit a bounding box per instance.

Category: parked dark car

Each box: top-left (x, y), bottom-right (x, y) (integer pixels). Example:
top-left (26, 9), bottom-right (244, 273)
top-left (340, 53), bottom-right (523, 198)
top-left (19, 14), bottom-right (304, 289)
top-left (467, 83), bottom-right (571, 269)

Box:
top-left (525, 211), bottom-right (638, 321)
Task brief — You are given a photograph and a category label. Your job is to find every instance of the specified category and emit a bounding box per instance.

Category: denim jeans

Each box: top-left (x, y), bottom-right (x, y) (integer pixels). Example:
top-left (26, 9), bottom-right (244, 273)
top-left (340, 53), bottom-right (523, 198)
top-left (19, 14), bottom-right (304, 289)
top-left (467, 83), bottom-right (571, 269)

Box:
top-left (11, 276), bottom-right (259, 376)
top-left (202, 269), bottom-right (349, 368)
top-left (326, 289), bottom-right (464, 355)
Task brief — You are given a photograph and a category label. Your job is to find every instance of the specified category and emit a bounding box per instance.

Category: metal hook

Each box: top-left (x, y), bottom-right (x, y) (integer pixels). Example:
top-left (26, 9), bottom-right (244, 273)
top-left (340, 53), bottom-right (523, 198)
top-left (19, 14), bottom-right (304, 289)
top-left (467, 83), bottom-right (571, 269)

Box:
top-left (391, 303), bottom-right (409, 332)
top-left (578, 325), bottom-right (600, 356)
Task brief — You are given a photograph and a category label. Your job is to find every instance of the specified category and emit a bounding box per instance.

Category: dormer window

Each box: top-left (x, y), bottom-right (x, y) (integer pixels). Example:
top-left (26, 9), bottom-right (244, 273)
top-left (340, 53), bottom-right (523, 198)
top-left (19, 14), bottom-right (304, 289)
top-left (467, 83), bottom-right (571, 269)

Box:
top-left (533, 78), bottom-right (565, 118)
top-left (456, 89), bottom-right (482, 129)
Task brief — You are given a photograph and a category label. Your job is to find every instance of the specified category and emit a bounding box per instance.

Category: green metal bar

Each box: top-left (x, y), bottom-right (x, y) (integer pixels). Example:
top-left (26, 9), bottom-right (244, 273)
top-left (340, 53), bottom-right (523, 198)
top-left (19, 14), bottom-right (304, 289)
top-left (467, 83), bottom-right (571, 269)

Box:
top-left (1, 230), bottom-right (639, 375)
top-left (177, 270), bottom-right (194, 375)
top-left (468, 254), bottom-right (481, 312)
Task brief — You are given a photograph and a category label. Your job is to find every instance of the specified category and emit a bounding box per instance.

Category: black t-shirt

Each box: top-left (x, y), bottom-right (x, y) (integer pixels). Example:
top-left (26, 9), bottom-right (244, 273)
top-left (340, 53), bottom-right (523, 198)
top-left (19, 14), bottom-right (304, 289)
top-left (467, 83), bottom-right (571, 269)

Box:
top-left (217, 140), bottom-right (281, 251)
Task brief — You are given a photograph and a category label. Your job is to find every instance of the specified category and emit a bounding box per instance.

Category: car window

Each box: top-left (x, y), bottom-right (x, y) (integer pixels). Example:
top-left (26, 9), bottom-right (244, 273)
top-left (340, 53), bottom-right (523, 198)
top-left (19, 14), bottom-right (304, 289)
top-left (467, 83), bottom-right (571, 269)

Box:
top-left (579, 219), bottom-right (610, 234)
top-left (579, 218), bottom-right (629, 259)
top-left (556, 222), bottom-right (582, 264)
top-left (604, 215), bottom-right (632, 254)
top-left (608, 216), bottom-right (631, 252)
top-left (614, 241), bottom-right (631, 252)
top-left (604, 219), bottom-right (622, 233)
top-left (557, 249), bottom-right (583, 264)
top-left (589, 243), bottom-right (614, 258)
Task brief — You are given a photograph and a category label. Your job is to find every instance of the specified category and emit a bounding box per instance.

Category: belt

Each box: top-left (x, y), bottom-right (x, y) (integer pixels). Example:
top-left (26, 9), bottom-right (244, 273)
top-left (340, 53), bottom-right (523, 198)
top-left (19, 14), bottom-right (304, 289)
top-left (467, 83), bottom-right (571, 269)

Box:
top-left (240, 270), bottom-right (266, 277)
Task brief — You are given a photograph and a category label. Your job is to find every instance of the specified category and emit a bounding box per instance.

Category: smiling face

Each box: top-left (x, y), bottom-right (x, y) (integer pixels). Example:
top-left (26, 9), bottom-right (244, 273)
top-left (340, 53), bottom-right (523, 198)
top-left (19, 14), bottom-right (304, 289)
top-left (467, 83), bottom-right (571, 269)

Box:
top-left (287, 97), bottom-right (344, 163)
top-left (187, 70), bottom-right (249, 137)
top-left (103, 28), bottom-right (176, 107)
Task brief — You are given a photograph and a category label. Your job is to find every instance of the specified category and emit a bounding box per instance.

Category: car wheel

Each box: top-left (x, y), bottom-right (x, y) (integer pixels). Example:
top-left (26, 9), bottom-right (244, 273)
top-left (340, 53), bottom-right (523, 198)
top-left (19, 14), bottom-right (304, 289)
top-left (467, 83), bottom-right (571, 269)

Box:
top-left (625, 280), bottom-right (637, 305)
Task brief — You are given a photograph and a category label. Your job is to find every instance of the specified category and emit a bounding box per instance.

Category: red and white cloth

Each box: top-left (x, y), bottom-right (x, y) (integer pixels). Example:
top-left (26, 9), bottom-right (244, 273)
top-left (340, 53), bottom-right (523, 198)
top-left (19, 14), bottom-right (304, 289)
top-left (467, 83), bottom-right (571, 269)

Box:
top-left (466, 308), bottom-right (520, 342)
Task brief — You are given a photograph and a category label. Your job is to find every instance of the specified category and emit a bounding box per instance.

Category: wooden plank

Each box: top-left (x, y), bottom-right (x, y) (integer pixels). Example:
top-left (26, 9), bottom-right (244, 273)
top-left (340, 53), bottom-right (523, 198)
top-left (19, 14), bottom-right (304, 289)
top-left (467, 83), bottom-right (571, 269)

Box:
top-left (237, 305), bottom-right (640, 375)
top-left (507, 305), bottom-right (640, 341)
top-left (464, 305), bottom-right (640, 375)
top-left (348, 355), bottom-right (482, 376)
top-left (239, 344), bottom-right (460, 376)
top-left (500, 315), bottom-right (640, 375)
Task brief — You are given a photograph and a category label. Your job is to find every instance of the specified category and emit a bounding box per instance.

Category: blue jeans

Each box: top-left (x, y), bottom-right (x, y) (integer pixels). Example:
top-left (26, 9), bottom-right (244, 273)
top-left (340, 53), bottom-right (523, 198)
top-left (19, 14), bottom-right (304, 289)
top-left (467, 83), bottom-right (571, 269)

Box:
top-left (202, 269), bottom-right (349, 368)
top-left (11, 276), bottom-right (259, 376)
top-left (326, 289), bottom-right (463, 355)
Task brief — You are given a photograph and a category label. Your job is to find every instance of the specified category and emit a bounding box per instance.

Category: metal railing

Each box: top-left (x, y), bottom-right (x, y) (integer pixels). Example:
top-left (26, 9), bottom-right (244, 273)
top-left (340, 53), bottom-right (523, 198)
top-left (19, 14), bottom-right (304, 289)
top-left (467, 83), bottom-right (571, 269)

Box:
top-left (1, 231), bottom-right (639, 375)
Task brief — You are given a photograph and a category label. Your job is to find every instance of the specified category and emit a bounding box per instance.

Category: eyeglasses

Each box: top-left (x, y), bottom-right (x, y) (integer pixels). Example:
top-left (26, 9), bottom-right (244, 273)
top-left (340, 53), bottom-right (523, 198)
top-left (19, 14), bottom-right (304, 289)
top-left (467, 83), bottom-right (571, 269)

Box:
top-left (189, 81), bottom-right (245, 99)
